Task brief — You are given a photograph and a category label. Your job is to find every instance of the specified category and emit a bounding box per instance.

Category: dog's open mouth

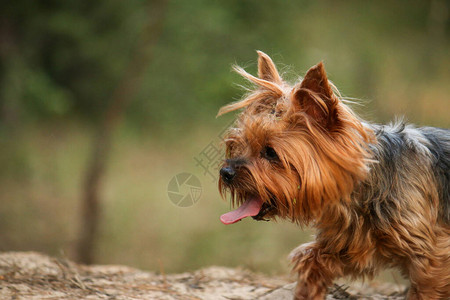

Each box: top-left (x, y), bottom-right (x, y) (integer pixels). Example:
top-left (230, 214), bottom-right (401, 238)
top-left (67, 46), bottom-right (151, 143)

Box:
top-left (252, 202), bottom-right (276, 221)
top-left (220, 197), bottom-right (276, 225)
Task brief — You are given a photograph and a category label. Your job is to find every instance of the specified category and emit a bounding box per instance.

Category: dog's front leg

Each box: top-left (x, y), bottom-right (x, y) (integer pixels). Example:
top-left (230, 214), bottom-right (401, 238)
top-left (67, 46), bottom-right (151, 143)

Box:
top-left (289, 242), bottom-right (342, 300)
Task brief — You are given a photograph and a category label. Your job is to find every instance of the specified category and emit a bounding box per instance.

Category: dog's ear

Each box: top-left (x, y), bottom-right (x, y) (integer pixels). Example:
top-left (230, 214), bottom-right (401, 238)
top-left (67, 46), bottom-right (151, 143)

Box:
top-left (257, 51), bottom-right (282, 84)
top-left (291, 62), bottom-right (339, 127)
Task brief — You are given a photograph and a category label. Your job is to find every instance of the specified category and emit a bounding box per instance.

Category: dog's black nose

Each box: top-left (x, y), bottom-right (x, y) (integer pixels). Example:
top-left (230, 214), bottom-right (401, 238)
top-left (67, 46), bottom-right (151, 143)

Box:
top-left (220, 167), bottom-right (236, 183)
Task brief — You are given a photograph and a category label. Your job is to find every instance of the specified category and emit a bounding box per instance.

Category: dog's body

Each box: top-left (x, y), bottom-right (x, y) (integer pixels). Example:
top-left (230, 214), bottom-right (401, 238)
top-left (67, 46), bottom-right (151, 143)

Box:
top-left (218, 51), bottom-right (450, 299)
top-left (290, 123), bottom-right (450, 300)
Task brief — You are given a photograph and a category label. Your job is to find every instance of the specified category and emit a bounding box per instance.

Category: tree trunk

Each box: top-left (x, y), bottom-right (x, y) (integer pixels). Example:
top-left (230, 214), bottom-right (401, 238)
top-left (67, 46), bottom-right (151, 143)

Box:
top-left (77, 0), bottom-right (168, 264)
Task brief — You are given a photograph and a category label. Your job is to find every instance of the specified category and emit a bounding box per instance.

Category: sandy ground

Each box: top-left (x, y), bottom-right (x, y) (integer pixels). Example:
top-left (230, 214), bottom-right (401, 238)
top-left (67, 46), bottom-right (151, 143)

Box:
top-left (0, 252), bottom-right (406, 299)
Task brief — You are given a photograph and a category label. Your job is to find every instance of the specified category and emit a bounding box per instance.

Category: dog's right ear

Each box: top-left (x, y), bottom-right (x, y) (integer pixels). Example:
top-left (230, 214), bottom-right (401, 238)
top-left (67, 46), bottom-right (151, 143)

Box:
top-left (217, 52), bottom-right (283, 117)
top-left (257, 51), bottom-right (282, 84)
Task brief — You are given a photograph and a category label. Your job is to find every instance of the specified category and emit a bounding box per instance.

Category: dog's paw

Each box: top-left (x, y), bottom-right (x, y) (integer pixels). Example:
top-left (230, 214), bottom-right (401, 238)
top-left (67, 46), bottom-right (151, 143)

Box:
top-left (293, 281), bottom-right (327, 300)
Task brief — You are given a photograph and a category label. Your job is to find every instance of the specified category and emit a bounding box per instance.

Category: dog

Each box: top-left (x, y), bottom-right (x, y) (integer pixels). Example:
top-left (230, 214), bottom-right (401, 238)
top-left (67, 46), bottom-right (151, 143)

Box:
top-left (218, 51), bottom-right (450, 299)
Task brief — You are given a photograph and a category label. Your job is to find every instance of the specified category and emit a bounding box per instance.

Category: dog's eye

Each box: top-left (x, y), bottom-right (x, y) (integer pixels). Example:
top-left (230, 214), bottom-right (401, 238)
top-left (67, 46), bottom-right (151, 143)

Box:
top-left (262, 146), bottom-right (278, 161)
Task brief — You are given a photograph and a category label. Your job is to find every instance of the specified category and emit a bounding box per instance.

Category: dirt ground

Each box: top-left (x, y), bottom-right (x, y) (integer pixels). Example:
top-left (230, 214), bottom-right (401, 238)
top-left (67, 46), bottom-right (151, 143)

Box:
top-left (0, 252), bottom-right (406, 299)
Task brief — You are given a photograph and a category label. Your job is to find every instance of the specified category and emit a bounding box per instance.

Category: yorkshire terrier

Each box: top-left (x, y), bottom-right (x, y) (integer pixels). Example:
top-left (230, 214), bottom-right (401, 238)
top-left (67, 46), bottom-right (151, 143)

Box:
top-left (218, 51), bottom-right (449, 300)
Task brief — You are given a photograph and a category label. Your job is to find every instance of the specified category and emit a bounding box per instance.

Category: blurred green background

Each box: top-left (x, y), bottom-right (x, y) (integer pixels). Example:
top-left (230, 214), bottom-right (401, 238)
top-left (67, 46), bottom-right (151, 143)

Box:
top-left (1, 0), bottom-right (449, 280)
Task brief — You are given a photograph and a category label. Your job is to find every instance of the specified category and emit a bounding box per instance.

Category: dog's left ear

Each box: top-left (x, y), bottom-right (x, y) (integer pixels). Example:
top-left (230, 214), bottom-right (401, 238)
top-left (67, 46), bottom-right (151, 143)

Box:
top-left (291, 62), bottom-right (339, 127)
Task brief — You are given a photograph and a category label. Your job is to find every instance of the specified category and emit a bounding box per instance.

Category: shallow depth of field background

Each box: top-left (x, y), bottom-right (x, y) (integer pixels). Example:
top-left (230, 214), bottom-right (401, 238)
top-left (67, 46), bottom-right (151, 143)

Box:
top-left (1, 0), bottom-right (449, 281)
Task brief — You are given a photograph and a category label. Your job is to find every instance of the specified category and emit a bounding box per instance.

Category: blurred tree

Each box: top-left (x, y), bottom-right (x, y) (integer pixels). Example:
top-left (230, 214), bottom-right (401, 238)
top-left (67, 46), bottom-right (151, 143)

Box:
top-left (77, 0), bottom-right (168, 264)
top-left (0, 0), bottom-right (149, 123)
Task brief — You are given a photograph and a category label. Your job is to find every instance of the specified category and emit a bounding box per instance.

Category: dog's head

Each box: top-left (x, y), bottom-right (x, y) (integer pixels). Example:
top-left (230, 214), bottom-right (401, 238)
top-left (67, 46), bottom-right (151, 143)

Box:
top-left (218, 51), bottom-right (373, 225)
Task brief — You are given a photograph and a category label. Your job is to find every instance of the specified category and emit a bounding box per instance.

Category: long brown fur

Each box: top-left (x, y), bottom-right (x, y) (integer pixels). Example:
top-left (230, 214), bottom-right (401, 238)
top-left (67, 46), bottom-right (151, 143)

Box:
top-left (218, 51), bottom-right (450, 300)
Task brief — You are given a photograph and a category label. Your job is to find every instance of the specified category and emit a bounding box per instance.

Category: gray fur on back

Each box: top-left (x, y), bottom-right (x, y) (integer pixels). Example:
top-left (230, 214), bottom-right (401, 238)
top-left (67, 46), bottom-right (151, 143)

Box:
top-left (368, 122), bottom-right (450, 225)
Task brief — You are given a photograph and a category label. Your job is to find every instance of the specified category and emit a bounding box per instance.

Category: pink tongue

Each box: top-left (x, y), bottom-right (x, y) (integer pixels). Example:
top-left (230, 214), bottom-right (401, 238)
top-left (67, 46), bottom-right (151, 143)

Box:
top-left (220, 197), bottom-right (263, 225)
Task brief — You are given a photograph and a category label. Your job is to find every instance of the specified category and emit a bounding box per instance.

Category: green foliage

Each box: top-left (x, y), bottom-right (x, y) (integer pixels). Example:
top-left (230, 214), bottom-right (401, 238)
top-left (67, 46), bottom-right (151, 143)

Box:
top-left (1, 0), bottom-right (147, 121)
top-left (1, 0), bottom-right (449, 128)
